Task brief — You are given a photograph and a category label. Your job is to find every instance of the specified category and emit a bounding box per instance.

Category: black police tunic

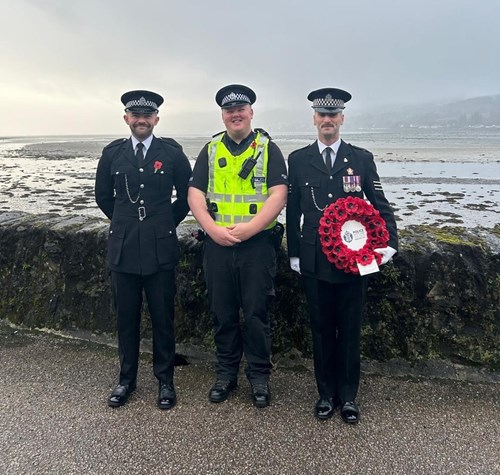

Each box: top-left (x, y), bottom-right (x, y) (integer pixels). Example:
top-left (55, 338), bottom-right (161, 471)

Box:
top-left (95, 136), bottom-right (192, 275)
top-left (286, 139), bottom-right (398, 284)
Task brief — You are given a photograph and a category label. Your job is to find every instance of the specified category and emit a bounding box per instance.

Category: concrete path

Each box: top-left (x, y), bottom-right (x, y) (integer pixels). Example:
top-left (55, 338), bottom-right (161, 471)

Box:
top-left (1, 323), bottom-right (498, 475)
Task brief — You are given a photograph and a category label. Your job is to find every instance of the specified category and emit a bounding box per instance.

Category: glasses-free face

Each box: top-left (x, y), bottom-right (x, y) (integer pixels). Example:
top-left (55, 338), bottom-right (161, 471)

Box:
top-left (313, 111), bottom-right (344, 143)
top-left (222, 104), bottom-right (253, 140)
top-left (124, 111), bottom-right (159, 140)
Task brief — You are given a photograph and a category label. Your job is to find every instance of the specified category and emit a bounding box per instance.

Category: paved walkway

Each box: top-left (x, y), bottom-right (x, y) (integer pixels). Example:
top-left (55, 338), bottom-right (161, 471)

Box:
top-left (1, 323), bottom-right (499, 475)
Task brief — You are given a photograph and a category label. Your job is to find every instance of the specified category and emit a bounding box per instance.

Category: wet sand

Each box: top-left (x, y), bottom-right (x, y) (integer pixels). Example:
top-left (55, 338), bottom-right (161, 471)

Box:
top-left (1, 137), bottom-right (499, 228)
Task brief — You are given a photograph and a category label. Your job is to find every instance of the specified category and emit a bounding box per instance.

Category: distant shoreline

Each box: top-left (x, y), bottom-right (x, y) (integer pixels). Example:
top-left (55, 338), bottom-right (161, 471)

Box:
top-left (1, 132), bottom-right (499, 229)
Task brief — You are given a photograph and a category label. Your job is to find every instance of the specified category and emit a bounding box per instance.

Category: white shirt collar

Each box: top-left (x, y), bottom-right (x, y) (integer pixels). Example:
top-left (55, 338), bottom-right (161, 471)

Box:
top-left (131, 134), bottom-right (154, 153)
top-left (317, 138), bottom-right (341, 156)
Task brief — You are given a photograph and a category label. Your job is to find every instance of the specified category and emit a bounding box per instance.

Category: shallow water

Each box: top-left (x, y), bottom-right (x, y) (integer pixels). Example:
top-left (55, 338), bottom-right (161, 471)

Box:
top-left (1, 131), bottom-right (499, 228)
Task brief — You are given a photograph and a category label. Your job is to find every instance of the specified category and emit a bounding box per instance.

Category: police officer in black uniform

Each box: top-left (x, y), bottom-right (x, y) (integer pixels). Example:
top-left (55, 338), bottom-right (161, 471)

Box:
top-left (188, 85), bottom-right (288, 408)
top-left (286, 88), bottom-right (398, 423)
top-left (95, 90), bottom-right (192, 409)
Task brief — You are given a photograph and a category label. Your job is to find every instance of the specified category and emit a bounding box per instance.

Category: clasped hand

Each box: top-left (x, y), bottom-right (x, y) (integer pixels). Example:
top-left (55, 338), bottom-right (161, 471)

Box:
top-left (209, 223), bottom-right (254, 246)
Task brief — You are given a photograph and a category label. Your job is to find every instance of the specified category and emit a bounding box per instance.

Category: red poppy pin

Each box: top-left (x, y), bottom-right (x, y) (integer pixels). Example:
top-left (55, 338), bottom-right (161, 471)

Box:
top-left (154, 161), bottom-right (163, 173)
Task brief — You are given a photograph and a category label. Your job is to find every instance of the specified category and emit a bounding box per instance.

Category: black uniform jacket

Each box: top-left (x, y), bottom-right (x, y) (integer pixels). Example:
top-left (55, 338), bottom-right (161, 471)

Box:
top-left (95, 136), bottom-right (192, 275)
top-left (286, 140), bottom-right (398, 284)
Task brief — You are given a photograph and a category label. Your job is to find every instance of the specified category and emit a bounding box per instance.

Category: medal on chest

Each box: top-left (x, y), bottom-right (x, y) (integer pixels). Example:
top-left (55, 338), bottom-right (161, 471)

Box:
top-left (343, 168), bottom-right (362, 192)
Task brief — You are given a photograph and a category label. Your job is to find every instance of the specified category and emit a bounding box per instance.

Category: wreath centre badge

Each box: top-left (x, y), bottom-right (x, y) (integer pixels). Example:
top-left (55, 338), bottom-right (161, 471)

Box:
top-left (340, 220), bottom-right (368, 251)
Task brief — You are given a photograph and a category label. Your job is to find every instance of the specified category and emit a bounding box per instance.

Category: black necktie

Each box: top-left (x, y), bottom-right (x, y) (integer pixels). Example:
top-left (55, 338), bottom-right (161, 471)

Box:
top-left (324, 147), bottom-right (333, 174)
top-left (136, 142), bottom-right (144, 167)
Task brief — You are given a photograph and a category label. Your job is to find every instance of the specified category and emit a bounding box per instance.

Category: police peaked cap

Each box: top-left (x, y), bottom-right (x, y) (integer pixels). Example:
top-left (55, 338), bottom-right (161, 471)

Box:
top-left (308, 88), bottom-right (352, 113)
top-left (121, 90), bottom-right (164, 113)
top-left (215, 84), bottom-right (256, 109)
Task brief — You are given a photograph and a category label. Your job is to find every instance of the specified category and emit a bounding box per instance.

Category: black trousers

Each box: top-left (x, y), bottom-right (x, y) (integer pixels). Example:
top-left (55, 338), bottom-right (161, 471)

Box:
top-left (303, 275), bottom-right (367, 403)
top-left (111, 270), bottom-right (176, 386)
top-left (203, 234), bottom-right (276, 383)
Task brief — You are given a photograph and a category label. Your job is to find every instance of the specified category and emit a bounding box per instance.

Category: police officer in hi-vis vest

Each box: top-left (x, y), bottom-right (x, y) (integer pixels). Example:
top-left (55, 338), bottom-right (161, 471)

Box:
top-left (95, 90), bottom-right (192, 409)
top-left (286, 88), bottom-right (398, 423)
top-left (188, 84), bottom-right (288, 408)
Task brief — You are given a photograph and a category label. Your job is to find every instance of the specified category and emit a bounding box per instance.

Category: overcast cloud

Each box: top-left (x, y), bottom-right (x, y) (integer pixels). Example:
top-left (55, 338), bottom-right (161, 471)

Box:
top-left (1, 0), bottom-right (499, 135)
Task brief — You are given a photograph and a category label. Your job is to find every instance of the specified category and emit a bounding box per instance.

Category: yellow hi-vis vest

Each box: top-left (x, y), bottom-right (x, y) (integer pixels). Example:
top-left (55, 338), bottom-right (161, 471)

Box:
top-left (206, 131), bottom-right (275, 229)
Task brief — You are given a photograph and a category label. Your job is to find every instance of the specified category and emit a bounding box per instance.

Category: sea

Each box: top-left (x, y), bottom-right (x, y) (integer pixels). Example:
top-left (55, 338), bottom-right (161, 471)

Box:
top-left (1, 128), bottom-right (499, 229)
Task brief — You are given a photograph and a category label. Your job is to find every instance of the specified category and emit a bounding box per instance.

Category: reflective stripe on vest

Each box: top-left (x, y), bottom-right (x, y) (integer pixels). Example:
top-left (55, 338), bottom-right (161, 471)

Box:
top-left (214, 213), bottom-right (253, 224)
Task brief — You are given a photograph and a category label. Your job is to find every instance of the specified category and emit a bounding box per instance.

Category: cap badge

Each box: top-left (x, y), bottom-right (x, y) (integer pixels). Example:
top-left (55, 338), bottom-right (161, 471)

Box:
top-left (325, 94), bottom-right (332, 100)
top-left (125, 96), bottom-right (159, 110)
top-left (221, 91), bottom-right (251, 106)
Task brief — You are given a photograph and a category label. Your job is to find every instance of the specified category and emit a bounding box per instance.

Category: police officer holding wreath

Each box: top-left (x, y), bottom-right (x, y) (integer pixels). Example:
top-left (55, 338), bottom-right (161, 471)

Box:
top-left (188, 84), bottom-right (288, 408)
top-left (286, 88), bottom-right (398, 423)
top-left (95, 90), bottom-right (191, 409)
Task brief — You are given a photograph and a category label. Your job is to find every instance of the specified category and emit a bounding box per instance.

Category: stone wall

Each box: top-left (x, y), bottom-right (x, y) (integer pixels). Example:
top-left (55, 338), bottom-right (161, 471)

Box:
top-left (0, 211), bottom-right (499, 370)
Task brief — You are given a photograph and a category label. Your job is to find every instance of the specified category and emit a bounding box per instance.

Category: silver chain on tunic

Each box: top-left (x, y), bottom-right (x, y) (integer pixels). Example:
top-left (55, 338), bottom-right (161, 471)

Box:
top-left (311, 187), bottom-right (328, 211)
top-left (124, 174), bottom-right (141, 204)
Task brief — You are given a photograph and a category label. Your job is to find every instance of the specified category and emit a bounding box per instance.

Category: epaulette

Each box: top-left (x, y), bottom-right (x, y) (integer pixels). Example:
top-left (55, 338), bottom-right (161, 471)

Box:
top-left (104, 138), bottom-right (127, 150)
top-left (212, 130), bottom-right (225, 138)
top-left (349, 143), bottom-right (371, 154)
top-left (159, 137), bottom-right (182, 149)
top-left (254, 127), bottom-right (272, 140)
top-left (289, 144), bottom-right (310, 156)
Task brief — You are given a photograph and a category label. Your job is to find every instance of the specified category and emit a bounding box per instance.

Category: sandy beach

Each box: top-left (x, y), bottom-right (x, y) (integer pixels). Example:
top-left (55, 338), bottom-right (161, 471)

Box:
top-left (1, 131), bottom-right (499, 229)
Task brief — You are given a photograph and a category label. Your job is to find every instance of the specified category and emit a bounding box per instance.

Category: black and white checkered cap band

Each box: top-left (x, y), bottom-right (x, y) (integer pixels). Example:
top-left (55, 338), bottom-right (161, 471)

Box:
top-left (125, 96), bottom-right (158, 110)
top-left (313, 96), bottom-right (345, 109)
top-left (221, 92), bottom-right (251, 106)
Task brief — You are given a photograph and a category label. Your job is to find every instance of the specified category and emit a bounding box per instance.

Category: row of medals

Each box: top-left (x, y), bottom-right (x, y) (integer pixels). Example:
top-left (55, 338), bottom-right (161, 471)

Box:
top-left (342, 175), bottom-right (362, 193)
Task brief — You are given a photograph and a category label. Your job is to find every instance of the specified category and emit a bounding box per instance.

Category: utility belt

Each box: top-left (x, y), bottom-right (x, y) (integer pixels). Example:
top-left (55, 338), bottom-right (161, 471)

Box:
top-left (114, 205), bottom-right (170, 221)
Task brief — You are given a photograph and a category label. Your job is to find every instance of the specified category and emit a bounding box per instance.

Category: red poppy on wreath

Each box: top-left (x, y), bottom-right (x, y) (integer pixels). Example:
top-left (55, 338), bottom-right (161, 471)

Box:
top-left (318, 196), bottom-right (389, 274)
top-left (154, 161), bottom-right (163, 173)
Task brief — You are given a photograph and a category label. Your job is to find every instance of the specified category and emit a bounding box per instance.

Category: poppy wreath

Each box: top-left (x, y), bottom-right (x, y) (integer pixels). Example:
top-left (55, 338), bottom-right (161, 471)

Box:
top-left (318, 196), bottom-right (389, 274)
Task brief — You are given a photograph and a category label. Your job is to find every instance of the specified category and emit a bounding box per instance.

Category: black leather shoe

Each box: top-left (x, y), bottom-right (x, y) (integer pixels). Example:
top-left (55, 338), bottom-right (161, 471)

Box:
top-left (108, 383), bottom-right (136, 408)
top-left (208, 379), bottom-right (237, 403)
top-left (341, 401), bottom-right (360, 424)
top-left (251, 382), bottom-right (271, 408)
top-left (315, 398), bottom-right (335, 420)
top-left (157, 382), bottom-right (176, 410)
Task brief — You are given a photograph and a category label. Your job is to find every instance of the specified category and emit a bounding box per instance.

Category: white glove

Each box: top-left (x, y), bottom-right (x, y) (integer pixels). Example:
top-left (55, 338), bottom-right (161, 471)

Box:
top-left (374, 246), bottom-right (397, 265)
top-left (290, 257), bottom-right (301, 274)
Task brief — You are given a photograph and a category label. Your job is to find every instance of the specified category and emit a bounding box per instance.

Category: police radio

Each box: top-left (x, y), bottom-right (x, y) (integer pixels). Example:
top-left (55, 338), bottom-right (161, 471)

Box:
top-left (238, 151), bottom-right (261, 180)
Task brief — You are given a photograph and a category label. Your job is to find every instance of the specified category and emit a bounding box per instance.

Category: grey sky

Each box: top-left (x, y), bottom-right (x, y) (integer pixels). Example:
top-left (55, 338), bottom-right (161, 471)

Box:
top-left (1, 0), bottom-right (499, 135)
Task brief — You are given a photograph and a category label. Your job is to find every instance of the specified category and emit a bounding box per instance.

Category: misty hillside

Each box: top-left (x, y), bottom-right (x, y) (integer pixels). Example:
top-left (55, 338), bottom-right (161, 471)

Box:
top-left (349, 94), bottom-right (500, 129)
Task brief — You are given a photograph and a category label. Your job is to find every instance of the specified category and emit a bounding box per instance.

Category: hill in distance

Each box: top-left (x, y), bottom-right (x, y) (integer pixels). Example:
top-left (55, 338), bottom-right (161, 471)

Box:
top-left (255, 94), bottom-right (500, 133)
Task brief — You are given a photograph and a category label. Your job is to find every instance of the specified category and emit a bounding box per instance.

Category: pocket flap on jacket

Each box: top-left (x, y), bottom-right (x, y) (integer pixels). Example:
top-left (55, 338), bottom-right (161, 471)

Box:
top-left (301, 226), bottom-right (318, 245)
top-left (156, 226), bottom-right (176, 239)
top-left (109, 223), bottom-right (125, 238)
top-left (299, 177), bottom-right (321, 188)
